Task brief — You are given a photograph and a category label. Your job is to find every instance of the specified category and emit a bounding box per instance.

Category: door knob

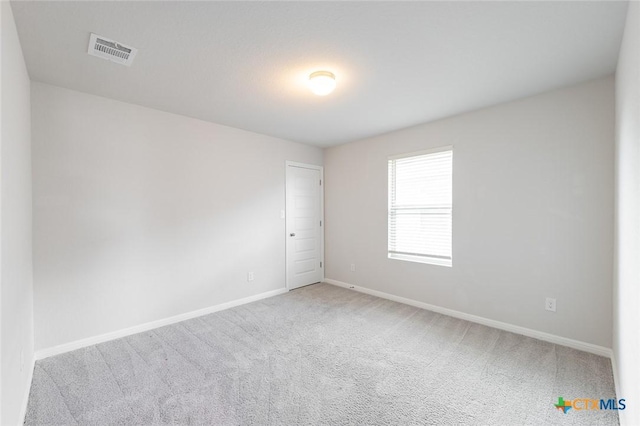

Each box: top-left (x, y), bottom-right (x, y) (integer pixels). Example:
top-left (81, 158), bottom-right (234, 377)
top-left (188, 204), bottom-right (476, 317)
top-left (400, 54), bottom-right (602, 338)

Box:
top-left (290, 233), bottom-right (296, 237)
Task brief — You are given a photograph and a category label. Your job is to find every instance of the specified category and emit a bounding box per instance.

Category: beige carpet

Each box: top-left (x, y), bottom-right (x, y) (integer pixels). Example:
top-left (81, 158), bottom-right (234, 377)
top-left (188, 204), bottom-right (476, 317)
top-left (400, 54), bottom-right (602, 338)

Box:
top-left (26, 283), bottom-right (618, 425)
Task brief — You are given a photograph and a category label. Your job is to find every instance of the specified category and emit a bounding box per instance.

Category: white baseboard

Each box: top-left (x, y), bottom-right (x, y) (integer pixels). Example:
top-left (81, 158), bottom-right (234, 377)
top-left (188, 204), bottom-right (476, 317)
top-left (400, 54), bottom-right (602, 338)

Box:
top-left (324, 278), bottom-right (613, 358)
top-left (609, 354), bottom-right (630, 426)
top-left (610, 352), bottom-right (620, 396)
top-left (19, 354), bottom-right (35, 424)
top-left (35, 288), bottom-right (288, 360)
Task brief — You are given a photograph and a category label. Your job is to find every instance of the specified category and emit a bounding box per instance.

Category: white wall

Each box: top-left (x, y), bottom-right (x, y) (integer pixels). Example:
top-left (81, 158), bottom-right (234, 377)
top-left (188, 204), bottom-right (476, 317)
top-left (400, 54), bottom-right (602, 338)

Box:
top-left (1, 2), bottom-right (34, 424)
top-left (31, 83), bottom-right (322, 351)
top-left (613, 1), bottom-right (640, 424)
top-left (325, 77), bottom-right (615, 348)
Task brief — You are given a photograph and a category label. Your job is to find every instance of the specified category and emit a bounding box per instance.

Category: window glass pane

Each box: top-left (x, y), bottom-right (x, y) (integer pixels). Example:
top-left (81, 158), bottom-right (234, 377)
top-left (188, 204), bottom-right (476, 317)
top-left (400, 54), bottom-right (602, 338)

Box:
top-left (388, 148), bottom-right (452, 266)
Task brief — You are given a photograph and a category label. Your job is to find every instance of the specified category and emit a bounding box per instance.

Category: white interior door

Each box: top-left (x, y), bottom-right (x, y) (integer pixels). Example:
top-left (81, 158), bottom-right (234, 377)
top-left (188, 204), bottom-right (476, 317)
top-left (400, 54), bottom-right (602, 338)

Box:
top-left (286, 163), bottom-right (323, 290)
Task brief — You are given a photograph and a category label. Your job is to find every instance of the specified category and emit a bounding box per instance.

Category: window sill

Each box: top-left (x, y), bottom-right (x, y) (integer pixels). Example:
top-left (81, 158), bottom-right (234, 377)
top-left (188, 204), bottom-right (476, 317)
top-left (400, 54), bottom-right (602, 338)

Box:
top-left (388, 253), bottom-right (452, 268)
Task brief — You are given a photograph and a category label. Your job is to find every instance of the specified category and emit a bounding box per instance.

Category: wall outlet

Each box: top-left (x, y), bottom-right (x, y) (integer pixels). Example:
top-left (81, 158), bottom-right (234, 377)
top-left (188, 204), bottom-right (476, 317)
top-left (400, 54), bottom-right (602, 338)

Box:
top-left (350, 263), bottom-right (356, 272)
top-left (545, 297), bottom-right (556, 312)
top-left (247, 272), bottom-right (254, 282)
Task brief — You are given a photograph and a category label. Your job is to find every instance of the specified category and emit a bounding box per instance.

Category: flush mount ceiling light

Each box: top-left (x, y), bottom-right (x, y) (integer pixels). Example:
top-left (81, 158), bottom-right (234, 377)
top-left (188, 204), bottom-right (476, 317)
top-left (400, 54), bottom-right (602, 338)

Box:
top-left (308, 71), bottom-right (336, 96)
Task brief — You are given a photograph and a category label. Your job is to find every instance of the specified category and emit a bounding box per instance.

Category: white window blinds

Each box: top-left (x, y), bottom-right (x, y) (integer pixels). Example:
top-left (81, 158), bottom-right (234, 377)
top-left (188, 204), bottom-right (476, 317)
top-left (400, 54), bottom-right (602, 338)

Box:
top-left (388, 148), bottom-right (453, 267)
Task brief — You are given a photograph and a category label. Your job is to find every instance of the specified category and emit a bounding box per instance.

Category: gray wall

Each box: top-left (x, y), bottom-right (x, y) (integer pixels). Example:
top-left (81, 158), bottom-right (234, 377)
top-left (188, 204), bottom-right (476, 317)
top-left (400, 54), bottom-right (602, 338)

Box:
top-left (1, 2), bottom-right (34, 424)
top-left (324, 77), bottom-right (614, 348)
top-left (614, 2), bottom-right (640, 425)
top-left (31, 83), bottom-right (322, 351)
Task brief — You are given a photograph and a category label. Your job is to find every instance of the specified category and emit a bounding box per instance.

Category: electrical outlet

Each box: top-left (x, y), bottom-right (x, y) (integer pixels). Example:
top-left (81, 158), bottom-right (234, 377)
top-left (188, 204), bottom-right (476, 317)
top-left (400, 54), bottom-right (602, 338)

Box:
top-left (247, 272), bottom-right (254, 282)
top-left (545, 297), bottom-right (556, 312)
top-left (350, 263), bottom-right (356, 272)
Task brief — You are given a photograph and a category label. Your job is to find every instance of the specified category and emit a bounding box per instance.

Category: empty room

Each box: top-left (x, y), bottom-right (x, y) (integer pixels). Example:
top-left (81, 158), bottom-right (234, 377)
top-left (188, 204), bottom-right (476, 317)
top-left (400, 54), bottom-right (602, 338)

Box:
top-left (1, 1), bottom-right (639, 425)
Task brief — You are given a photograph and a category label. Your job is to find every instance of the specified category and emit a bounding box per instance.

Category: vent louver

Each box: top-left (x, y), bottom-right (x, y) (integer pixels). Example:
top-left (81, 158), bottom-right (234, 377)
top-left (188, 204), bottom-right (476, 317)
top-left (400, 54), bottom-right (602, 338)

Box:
top-left (87, 33), bottom-right (137, 66)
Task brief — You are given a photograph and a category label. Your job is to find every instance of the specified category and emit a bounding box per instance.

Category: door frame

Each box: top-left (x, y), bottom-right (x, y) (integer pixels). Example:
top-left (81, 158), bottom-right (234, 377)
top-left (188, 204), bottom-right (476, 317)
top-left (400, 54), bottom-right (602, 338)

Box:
top-left (285, 161), bottom-right (325, 291)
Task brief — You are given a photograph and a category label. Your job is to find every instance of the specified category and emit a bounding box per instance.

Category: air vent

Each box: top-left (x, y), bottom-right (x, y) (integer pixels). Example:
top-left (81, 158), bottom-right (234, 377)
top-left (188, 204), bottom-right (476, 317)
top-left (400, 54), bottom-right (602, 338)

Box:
top-left (87, 33), bottom-right (137, 66)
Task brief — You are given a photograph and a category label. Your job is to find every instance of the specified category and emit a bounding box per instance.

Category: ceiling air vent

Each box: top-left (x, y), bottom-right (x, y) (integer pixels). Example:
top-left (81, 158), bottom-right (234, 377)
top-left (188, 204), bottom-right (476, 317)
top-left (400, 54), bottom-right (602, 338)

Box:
top-left (87, 33), bottom-right (137, 66)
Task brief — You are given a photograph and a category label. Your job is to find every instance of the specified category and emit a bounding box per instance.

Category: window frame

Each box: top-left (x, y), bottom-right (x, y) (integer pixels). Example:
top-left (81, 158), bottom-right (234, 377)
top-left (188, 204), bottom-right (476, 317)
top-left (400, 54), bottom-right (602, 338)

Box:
top-left (388, 145), bottom-right (453, 267)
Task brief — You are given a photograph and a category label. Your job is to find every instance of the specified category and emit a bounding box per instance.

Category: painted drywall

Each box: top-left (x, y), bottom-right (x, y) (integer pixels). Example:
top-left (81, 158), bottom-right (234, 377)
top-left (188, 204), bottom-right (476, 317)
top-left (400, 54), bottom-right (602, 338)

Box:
top-left (10, 1), bottom-right (628, 147)
top-left (613, 1), bottom-right (640, 424)
top-left (31, 83), bottom-right (322, 351)
top-left (1, 2), bottom-right (34, 424)
top-left (325, 77), bottom-right (614, 348)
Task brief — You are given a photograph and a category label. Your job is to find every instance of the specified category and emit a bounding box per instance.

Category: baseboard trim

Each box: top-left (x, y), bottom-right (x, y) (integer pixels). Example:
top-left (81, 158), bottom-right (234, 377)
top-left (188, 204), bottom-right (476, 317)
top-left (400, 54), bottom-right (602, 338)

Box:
top-left (35, 288), bottom-right (289, 360)
top-left (324, 278), bottom-right (612, 358)
top-left (610, 351), bottom-right (620, 396)
top-left (609, 353), bottom-right (628, 425)
top-left (19, 354), bottom-right (35, 424)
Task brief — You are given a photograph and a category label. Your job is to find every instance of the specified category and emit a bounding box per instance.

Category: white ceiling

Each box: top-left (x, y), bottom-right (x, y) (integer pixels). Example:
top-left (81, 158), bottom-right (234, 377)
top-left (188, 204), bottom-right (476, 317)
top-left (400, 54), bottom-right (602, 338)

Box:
top-left (11, 1), bottom-right (628, 147)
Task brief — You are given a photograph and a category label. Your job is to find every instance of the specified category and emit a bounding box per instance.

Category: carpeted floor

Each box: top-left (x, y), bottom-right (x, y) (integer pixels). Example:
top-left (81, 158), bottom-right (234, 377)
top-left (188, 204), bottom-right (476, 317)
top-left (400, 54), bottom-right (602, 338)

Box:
top-left (26, 283), bottom-right (618, 425)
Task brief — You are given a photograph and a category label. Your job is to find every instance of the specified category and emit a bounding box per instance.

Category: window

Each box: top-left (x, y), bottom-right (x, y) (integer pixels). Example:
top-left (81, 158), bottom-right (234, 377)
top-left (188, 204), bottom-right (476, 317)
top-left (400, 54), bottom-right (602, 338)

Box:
top-left (388, 147), bottom-right (453, 267)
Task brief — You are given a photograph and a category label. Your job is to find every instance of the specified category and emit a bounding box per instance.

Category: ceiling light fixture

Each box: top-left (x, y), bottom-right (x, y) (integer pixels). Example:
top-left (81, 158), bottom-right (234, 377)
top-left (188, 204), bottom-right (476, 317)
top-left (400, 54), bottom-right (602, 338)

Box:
top-left (308, 71), bottom-right (336, 96)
